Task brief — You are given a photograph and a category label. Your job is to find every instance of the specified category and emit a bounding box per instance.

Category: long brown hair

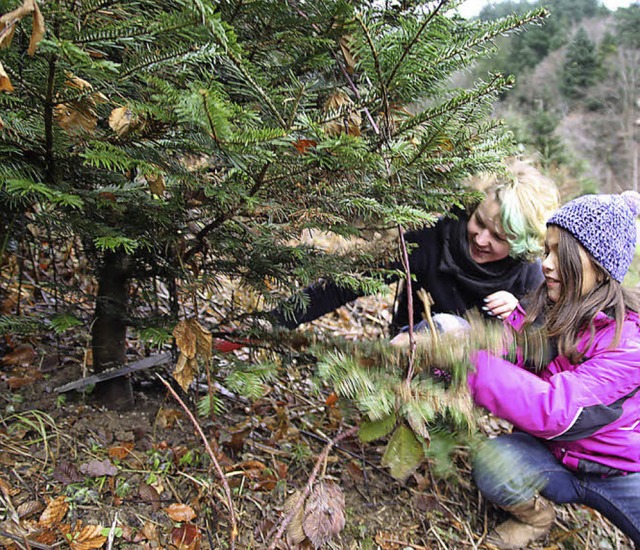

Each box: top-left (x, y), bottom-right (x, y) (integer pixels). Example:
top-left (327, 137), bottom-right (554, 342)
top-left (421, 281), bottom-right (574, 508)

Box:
top-left (524, 227), bottom-right (640, 363)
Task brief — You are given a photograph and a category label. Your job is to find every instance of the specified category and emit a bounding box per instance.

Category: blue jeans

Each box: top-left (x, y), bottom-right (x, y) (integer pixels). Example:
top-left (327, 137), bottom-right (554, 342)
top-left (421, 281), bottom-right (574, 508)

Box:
top-left (472, 432), bottom-right (640, 547)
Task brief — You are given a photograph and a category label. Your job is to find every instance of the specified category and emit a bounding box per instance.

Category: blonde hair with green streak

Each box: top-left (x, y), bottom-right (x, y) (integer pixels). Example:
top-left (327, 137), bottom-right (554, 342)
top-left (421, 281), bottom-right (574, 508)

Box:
top-left (472, 158), bottom-right (560, 260)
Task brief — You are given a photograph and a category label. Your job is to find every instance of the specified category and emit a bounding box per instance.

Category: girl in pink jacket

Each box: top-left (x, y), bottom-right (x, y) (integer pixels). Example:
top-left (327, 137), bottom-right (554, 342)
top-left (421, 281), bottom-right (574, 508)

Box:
top-left (468, 191), bottom-right (640, 549)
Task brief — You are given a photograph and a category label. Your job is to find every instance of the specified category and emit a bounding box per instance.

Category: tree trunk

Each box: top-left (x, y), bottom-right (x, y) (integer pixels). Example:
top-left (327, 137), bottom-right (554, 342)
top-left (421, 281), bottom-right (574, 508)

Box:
top-left (92, 250), bottom-right (133, 409)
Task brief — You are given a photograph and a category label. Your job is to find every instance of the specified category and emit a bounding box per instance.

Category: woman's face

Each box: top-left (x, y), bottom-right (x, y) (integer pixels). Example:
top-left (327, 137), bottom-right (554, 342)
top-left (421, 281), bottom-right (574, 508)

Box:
top-left (542, 226), bottom-right (600, 303)
top-left (467, 197), bottom-right (511, 264)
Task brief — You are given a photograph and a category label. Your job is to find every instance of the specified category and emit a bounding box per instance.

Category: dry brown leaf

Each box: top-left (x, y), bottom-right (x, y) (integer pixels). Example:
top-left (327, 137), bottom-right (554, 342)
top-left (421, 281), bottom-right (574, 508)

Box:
top-left (186, 318), bottom-right (212, 361)
top-left (165, 503), bottom-right (197, 522)
top-left (138, 482), bottom-right (161, 512)
top-left (54, 103), bottom-right (98, 134)
top-left (33, 527), bottom-right (57, 545)
top-left (69, 523), bottom-right (107, 550)
top-left (141, 520), bottom-right (159, 543)
top-left (155, 407), bottom-right (183, 429)
top-left (172, 353), bottom-right (197, 392)
top-left (1, 345), bottom-right (36, 366)
top-left (147, 173), bottom-right (165, 196)
top-left (283, 490), bottom-right (306, 545)
top-left (323, 90), bottom-right (361, 137)
top-left (0, 478), bottom-right (19, 499)
top-left (79, 458), bottom-right (118, 477)
top-left (302, 481), bottom-right (345, 549)
top-left (27, 0), bottom-right (44, 56)
top-left (54, 74), bottom-right (106, 135)
top-left (16, 500), bottom-right (45, 519)
top-left (52, 461), bottom-right (83, 484)
top-left (108, 106), bottom-right (138, 137)
top-left (0, 115), bottom-right (4, 130)
top-left (108, 442), bottom-right (134, 460)
top-left (338, 35), bottom-right (356, 74)
top-left (38, 495), bottom-right (69, 528)
top-left (374, 530), bottom-right (403, 550)
top-left (171, 523), bottom-right (201, 550)
top-left (0, 0), bottom-right (38, 49)
top-left (0, 61), bottom-right (14, 92)
top-left (173, 320), bottom-right (197, 358)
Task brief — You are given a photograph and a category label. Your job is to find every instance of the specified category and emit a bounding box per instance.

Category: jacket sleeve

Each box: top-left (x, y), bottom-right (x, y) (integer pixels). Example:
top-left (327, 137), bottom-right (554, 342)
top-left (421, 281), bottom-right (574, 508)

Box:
top-left (468, 320), bottom-right (640, 440)
top-left (269, 279), bottom-right (363, 329)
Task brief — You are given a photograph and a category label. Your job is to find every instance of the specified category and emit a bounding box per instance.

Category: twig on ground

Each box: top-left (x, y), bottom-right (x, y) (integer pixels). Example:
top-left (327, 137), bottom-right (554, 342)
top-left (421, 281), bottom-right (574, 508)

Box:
top-left (157, 375), bottom-right (238, 549)
top-left (267, 425), bottom-right (359, 550)
top-left (299, 428), bottom-right (398, 482)
top-left (106, 512), bottom-right (118, 550)
top-left (0, 529), bottom-right (56, 549)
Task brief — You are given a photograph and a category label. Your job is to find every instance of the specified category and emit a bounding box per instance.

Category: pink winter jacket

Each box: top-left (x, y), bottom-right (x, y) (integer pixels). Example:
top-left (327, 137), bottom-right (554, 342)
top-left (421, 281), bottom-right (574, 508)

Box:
top-left (468, 305), bottom-right (640, 475)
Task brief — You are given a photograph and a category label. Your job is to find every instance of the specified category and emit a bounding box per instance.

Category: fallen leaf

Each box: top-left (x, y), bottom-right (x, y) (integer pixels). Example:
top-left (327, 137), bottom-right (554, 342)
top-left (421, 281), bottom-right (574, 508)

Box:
top-left (302, 481), bottom-right (345, 548)
top-left (338, 35), bottom-right (356, 73)
top-left (165, 503), bottom-right (197, 522)
top-left (283, 490), bottom-right (306, 545)
top-left (324, 392), bottom-right (339, 407)
top-left (138, 482), bottom-right (161, 512)
top-left (69, 523), bottom-right (107, 550)
top-left (53, 461), bottom-right (83, 484)
top-left (7, 368), bottom-right (43, 389)
top-left (54, 103), bottom-right (98, 135)
top-left (323, 90), bottom-right (361, 137)
top-left (54, 74), bottom-right (105, 135)
top-left (155, 407), bottom-right (183, 429)
top-left (108, 442), bottom-right (134, 460)
top-left (0, 61), bottom-right (14, 92)
top-left (38, 495), bottom-right (69, 528)
top-left (0, 477), bottom-right (19, 497)
top-left (2, 345), bottom-right (36, 366)
top-left (79, 458), bottom-right (118, 477)
top-left (171, 523), bottom-right (201, 550)
top-left (374, 530), bottom-right (402, 550)
top-left (17, 499), bottom-right (45, 519)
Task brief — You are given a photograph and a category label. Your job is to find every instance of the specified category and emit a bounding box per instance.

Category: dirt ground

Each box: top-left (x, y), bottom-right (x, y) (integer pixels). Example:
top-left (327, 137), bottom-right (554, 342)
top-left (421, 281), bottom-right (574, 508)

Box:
top-left (0, 295), bottom-right (636, 549)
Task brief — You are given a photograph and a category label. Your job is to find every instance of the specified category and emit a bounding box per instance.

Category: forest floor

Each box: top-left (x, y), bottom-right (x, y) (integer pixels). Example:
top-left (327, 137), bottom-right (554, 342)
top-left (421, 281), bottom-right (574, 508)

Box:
top-left (1, 286), bottom-right (636, 550)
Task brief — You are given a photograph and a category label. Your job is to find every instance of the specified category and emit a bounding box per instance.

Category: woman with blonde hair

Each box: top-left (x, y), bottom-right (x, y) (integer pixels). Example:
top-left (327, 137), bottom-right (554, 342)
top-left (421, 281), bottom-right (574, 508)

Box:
top-left (272, 157), bottom-right (560, 335)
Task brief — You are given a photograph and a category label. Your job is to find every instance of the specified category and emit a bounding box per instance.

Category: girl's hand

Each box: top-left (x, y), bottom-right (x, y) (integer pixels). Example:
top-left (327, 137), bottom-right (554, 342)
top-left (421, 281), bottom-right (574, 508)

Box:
top-left (483, 291), bottom-right (519, 320)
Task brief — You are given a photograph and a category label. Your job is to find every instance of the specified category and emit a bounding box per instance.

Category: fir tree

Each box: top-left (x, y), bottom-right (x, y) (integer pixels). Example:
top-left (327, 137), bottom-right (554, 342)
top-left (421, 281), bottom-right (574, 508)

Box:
top-left (1, 0), bottom-right (546, 420)
top-left (560, 27), bottom-right (599, 100)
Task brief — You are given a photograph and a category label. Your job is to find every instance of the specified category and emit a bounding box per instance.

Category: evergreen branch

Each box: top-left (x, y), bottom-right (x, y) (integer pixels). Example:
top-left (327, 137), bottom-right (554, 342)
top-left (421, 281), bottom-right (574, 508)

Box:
top-left (225, 53), bottom-right (287, 128)
top-left (355, 12), bottom-right (390, 137)
top-left (182, 162), bottom-right (271, 262)
top-left (401, 74), bottom-right (509, 169)
top-left (384, 0), bottom-right (447, 93)
top-left (44, 54), bottom-right (58, 183)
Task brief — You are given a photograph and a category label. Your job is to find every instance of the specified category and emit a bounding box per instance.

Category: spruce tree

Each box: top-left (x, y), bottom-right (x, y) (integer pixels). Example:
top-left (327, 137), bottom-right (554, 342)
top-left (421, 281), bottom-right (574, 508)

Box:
top-left (561, 27), bottom-right (599, 100)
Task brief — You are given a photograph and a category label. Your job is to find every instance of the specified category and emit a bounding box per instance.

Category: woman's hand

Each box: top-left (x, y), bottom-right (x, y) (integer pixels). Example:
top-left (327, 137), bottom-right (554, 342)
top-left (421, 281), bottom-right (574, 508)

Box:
top-left (483, 291), bottom-right (519, 320)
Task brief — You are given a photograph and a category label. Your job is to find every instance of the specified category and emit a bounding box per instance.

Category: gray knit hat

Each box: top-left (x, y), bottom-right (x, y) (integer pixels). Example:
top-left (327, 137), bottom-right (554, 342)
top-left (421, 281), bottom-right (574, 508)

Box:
top-left (547, 191), bottom-right (640, 282)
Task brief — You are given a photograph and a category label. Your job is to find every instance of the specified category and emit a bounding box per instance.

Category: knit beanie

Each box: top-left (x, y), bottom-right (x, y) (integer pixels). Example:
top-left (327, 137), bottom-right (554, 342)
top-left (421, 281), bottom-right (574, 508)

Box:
top-left (547, 191), bottom-right (640, 282)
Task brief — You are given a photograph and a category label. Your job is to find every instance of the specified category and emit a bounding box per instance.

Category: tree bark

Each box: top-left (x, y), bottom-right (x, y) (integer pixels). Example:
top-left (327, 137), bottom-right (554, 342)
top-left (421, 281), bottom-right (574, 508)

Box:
top-left (92, 250), bottom-right (133, 409)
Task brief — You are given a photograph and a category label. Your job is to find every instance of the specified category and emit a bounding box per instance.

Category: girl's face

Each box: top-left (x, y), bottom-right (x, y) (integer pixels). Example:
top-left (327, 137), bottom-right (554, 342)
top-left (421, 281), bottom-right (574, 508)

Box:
top-left (542, 226), bottom-right (600, 303)
top-left (467, 197), bottom-right (511, 264)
